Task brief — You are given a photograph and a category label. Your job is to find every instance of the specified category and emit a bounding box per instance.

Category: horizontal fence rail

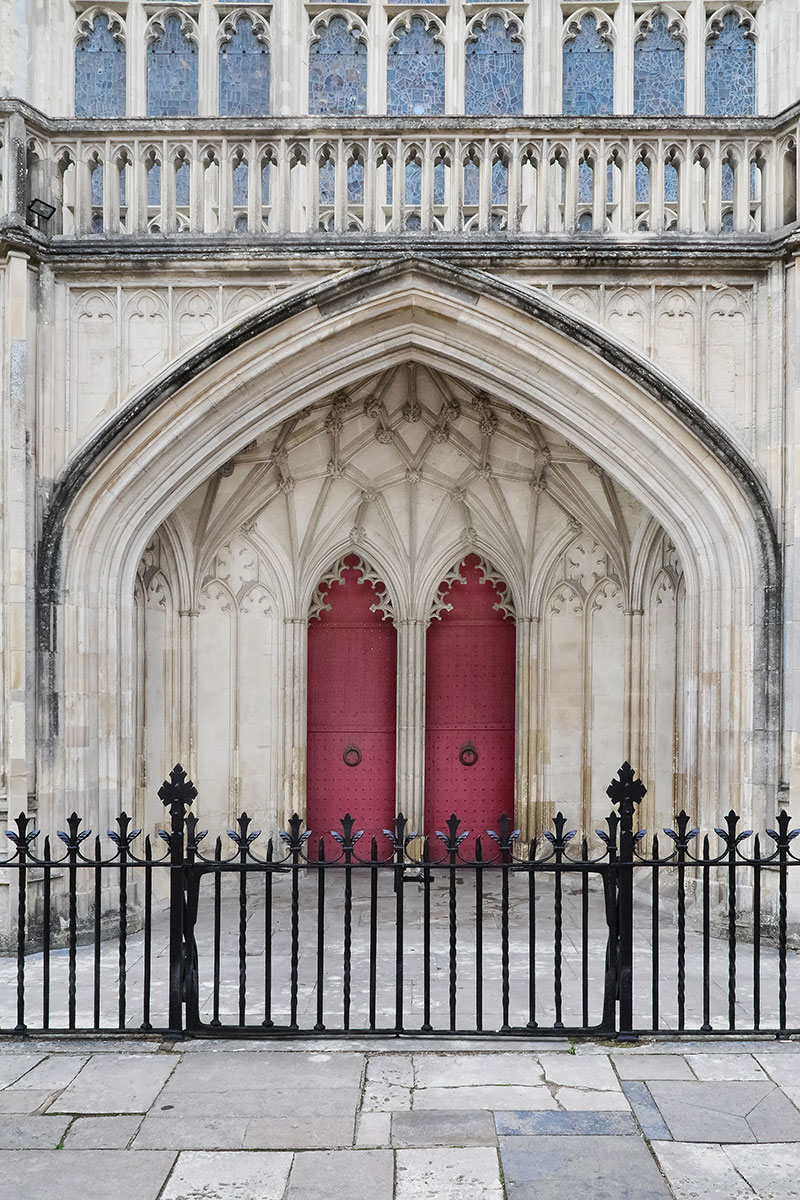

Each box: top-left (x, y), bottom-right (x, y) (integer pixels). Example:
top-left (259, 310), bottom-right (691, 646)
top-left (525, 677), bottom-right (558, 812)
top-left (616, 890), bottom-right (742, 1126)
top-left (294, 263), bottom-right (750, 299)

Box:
top-left (1, 763), bottom-right (799, 1040)
top-left (1, 107), bottom-right (799, 241)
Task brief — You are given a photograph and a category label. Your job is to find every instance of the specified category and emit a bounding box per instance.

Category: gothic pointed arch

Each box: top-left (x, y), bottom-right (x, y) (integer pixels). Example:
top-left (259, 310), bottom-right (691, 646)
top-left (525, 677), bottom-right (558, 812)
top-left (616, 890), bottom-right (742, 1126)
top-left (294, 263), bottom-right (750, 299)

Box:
top-left (38, 257), bottom-right (780, 832)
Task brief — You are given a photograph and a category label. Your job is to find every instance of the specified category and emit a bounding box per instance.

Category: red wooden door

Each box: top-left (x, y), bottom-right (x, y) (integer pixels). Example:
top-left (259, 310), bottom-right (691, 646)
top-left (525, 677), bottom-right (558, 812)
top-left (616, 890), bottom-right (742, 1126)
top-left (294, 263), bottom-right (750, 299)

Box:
top-left (425, 555), bottom-right (516, 842)
top-left (307, 556), bottom-right (397, 853)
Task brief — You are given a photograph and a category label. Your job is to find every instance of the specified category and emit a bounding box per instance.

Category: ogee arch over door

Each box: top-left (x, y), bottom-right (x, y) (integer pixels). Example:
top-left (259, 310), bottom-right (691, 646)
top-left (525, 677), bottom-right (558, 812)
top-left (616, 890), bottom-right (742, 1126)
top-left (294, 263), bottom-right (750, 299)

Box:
top-left (307, 555), bottom-right (397, 850)
top-left (425, 554), bottom-right (516, 841)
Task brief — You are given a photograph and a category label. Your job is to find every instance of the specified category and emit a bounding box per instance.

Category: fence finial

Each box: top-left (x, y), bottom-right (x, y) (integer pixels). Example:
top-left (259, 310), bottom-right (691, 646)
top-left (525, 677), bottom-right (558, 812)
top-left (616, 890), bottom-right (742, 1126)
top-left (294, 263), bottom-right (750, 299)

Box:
top-left (158, 763), bottom-right (197, 820)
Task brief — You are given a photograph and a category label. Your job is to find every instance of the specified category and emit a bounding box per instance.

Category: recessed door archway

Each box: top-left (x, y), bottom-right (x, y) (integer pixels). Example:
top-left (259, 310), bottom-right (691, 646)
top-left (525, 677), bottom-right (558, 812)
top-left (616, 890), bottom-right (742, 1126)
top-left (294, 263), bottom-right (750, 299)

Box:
top-left (307, 554), bottom-right (397, 850)
top-left (425, 554), bottom-right (516, 841)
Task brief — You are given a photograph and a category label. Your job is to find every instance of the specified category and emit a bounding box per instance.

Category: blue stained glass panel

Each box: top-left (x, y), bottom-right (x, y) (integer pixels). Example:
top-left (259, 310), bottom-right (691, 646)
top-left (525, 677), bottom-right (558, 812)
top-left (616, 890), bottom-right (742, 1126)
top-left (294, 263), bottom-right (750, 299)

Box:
top-left (664, 162), bottom-right (679, 204)
top-left (147, 16), bottom-right (198, 117)
top-left (233, 161), bottom-right (249, 207)
top-left (562, 14), bottom-right (613, 115)
top-left (348, 163), bottom-right (364, 204)
top-left (309, 17), bottom-right (367, 115)
top-left (219, 17), bottom-right (270, 116)
top-left (75, 15), bottom-right (126, 117)
top-left (578, 160), bottom-right (594, 204)
top-left (175, 162), bottom-right (190, 206)
top-left (705, 11), bottom-right (755, 116)
top-left (434, 160), bottom-right (445, 206)
top-left (463, 160), bottom-right (479, 207)
top-left (635, 160), bottom-right (650, 203)
top-left (405, 161), bottom-right (422, 206)
top-left (721, 161), bottom-right (735, 202)
top-left (464, 15), bottom-right (523, 116)
top-left (262, 163), bottom-right (271, 205)
top-left (634, 12), bottom-right (684, 116)
top-left (492, 160), bottom-right (508, 205)
top-left (147, 163), bottom-right (161, 206)
top-left (90, 164), bottom-right (104, 206)
top-left (319, 161), bottom-right (336, 206)
top-left (387, 17), bottom-right (445, 116)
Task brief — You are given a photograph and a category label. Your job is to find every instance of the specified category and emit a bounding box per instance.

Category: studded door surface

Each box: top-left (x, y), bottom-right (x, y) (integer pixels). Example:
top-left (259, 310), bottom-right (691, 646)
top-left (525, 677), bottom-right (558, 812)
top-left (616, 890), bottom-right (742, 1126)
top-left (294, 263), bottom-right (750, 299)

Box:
top-left (307, 556), bottom-right (397, 853)
top-left (425, 554), bottom-right (516, 842)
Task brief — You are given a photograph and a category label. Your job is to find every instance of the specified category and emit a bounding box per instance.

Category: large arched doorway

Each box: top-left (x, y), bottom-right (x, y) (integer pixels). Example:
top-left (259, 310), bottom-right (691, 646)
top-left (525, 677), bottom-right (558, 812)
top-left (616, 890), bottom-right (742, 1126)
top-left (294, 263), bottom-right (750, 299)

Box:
top-left (425, 555), bottom-right (516, 839)
top-left (307, 555), bottom-right (397, 849)
top-left (44, 259), bottom-right (778, 836)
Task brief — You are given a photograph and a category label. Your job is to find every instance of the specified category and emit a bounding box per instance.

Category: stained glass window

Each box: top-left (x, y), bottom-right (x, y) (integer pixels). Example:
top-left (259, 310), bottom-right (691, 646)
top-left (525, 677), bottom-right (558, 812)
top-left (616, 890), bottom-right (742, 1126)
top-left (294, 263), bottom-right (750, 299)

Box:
top-left (309, 16), bottom-right (367, 115)
top-left (233, 160), bottom-right (249, 207)
top-left (562, 14), bottom-right (613, 115)
top-left (464, 15), bottom-right (523, 116)
top-left (578, 160), bottom-right (594, 204)
top-left (633, 11), bottom-right (685, 116)
top-left (705, 11), bottom-right (755, 115)
top-left (387, 17), bottom-right (445, 116)
top-left (147, 15), bottom-right (198, 117)
top-left (75, 14), bottom-right (126, 118)
top-left (219, 17), bottom-right (270, 116)
top-left (664, 162), bottom-right (679, 205)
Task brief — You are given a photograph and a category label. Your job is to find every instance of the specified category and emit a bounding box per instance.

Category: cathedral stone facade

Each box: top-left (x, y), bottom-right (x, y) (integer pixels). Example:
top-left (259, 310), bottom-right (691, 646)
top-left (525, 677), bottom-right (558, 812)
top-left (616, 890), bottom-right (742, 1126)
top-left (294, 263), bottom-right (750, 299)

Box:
top-left (0, 1), bottom-right (798, 899)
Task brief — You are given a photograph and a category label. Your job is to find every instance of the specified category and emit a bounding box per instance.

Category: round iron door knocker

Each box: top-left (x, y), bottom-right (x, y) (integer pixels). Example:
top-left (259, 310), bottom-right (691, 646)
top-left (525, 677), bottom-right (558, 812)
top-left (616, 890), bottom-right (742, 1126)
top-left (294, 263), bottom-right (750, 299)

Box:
top-left (459, 742), bottom-right (478, 767)
top-left (343, 745), bottom-right (362, 768)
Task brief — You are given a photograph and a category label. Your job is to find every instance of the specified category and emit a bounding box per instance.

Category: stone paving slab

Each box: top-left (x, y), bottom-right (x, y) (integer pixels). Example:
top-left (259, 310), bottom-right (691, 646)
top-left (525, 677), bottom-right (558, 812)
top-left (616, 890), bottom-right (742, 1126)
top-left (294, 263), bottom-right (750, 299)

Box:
top-left (495, 1110), bottom-right (638, 1136)
top-left (162, 1150), bottom-right (294, 1200)
top-left (652, 1141), bottom-right (756, 1200)
top-left (49, 1054), bottom-right (175, 1113)
top-left (413, 1083), bottom-right (556, 1110)
top-left (392, 1109), bottom-right (497, 1147)
top-left (499, 1134), bottom-right (672, 1199)
top-left (63, 1114), bottom-right (143, 1148)
top-left (287, 1149), bottom-right (394, 1200)
top-left (621, 1080), bottom-right (673, 1139)
top-left (648, 1080), bottom-right (800, 1143)
top-left (612, 1053), bottom-right (695, 1080)
top-left (395, 1146), bottom-right (504, 1200)
top-left (726, 1142), bottom-right (800, 1199)
top-left (0, 1149), bottom-right (176, 1200)
top-left (0, 1114), bottom-right (71, 1149)
top-left (6, 1054), bottom-right (88, 1090)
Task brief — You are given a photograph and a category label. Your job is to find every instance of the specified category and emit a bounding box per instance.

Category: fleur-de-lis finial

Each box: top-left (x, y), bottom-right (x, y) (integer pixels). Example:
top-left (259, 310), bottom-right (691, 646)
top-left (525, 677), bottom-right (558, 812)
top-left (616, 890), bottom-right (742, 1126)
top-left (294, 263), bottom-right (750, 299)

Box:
top-left (228, 812), bottom-right (261, 850)
top-left (766, 810), bottom-right (800, 851)
top-left (331, 812), bottom-right (364, 855)
top-left (57, 812), bottom-right (92, 852)
top-left (487, 812), bottom-right (521, 853)
top-left (279, 813), bottom-right (311, 853)
top-left (107, 812), bottom-right (141, 852)
top-left (663, 810), bottom-right (699, 851)
top-left (543, 812), bottom-right (576, 853)
top-left (6, 812), bottom-right (39, 852)
top-left (435, 813), bottom-right (470, 855)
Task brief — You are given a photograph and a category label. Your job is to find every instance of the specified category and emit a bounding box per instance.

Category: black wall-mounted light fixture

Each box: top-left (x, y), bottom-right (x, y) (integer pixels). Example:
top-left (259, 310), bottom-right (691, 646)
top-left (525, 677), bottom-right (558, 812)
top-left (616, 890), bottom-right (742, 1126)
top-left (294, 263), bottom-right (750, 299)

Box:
top-left (27, 197), bottom-right (56, 229)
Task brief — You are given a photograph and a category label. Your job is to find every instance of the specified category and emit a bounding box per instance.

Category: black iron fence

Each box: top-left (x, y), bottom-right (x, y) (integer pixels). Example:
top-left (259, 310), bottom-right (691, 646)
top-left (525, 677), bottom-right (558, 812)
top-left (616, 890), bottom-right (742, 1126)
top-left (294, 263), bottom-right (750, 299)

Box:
top-left (1, 763), bottom-right (799, 1039)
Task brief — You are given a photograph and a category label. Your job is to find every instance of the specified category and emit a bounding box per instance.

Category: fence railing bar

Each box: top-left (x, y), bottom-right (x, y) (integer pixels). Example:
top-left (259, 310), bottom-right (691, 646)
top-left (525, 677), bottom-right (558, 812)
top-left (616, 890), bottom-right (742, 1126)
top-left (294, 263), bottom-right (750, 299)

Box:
top-left (651, 835), bottom-right (660, 1030)
top-left (474, 838), bottom-right (483, 1034)
top-left (753, 834), bottom-right (761, 1031)
top-left (262, 838), bottom-right (273, 1030)
top-left (42, 837), bottom-right (51, 1031)
top-left (141, 835), bottom-right (153, 1032)
top-left (93, 837), bottom-right (102, 1030)
top-left (368, 837), bottom-right (378, 1031)
top-left (315, 838), bottom-right (326, 1033)
top-left (702, 835), bottom-right (711, 1032)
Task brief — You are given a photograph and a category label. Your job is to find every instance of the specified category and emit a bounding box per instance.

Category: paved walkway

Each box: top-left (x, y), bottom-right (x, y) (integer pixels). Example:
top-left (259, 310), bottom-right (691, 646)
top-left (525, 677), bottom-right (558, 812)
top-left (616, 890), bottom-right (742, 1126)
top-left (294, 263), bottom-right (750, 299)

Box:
top-left (1, 1036), bottom-right (799, 1198)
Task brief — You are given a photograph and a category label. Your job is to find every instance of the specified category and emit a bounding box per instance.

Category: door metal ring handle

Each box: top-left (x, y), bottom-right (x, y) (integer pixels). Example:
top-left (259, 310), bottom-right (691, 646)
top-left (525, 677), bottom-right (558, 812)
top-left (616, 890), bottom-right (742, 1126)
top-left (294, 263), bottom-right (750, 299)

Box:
top-left (343, 745), bottom-right (362, 768)
top-left (459, 742), bottom-right (478, 767)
